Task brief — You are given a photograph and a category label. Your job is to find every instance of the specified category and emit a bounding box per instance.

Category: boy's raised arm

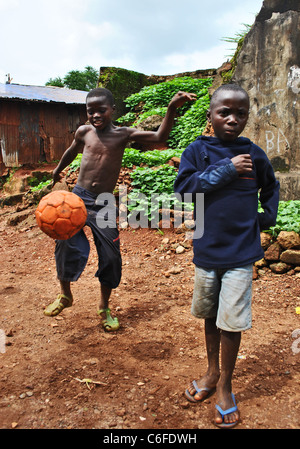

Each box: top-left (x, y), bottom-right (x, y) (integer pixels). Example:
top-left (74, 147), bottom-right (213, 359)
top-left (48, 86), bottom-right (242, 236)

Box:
top-left (126, 91), bottom-right (197, 145)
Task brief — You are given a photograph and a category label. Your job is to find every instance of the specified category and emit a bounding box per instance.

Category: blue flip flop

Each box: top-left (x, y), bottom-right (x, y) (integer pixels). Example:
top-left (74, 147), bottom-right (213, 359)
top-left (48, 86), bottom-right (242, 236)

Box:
top-left (215, 393), bottom-right (239, 428)
top-left (185, 380), bottom-right (215, 403)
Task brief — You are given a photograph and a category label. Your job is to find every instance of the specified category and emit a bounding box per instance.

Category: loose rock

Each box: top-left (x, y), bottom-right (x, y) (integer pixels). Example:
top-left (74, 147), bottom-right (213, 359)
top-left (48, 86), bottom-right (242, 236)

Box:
top-left (277, 231), bottom-right (300, 249)
top-left (280, 250), bottom-right (300, 265)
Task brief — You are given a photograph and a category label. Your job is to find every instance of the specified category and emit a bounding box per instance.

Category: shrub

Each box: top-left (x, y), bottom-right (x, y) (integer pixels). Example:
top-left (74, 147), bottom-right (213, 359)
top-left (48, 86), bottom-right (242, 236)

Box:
top-left (263, 200), bottom-right (300, 236)
top-left (121, 148), bottom-right (184, 168)
top-left (117, 77), bottom-right (212, 149)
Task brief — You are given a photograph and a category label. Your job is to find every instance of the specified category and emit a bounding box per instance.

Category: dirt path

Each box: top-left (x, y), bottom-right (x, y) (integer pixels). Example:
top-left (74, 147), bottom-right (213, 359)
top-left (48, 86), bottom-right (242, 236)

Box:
top-left (0, 205), bottom-right (299, 430)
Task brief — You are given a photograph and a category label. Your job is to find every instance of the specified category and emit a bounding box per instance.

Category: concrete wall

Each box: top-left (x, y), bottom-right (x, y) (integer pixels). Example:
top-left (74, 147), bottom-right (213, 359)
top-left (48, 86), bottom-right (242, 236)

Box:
top-left (233, 0), bottom-right (300, 199)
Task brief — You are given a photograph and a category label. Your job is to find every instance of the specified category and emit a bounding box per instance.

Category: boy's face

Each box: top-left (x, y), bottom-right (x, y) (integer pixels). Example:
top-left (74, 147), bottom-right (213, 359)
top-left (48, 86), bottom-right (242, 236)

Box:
top-left (86, 96), bottom-right (115, 130)
top-left (207, 90), bottom-right (249, 142)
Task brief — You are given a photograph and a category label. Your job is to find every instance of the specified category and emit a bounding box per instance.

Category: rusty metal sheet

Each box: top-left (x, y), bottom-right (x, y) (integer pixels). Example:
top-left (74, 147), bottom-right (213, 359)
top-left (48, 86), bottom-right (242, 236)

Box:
top-left (0, 99), bottom-right (87, 167)
top-left (0, 83), bottom-right (87, 105)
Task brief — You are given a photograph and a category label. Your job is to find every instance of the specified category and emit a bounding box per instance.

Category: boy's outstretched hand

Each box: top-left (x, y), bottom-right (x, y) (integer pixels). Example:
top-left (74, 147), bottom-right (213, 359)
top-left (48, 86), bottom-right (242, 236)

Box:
top-left (52, 168), bottom-right (64, 185)
top-left (169, 91), bottom-right (197, 109)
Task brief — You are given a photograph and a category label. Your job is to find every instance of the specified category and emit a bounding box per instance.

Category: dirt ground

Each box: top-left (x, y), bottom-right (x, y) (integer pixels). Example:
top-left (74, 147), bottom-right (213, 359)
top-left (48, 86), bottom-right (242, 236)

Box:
top-left (0, 203), bottom-right (299, 431)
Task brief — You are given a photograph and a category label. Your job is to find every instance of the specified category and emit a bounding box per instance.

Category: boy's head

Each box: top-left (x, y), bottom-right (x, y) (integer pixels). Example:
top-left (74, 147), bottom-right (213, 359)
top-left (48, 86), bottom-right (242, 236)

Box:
top-left (86, 88), bottom-right (115, 106)
top-left (207, 84), bottom-right (250, 142)
top-left (86, 88), bottom-right (116, 130)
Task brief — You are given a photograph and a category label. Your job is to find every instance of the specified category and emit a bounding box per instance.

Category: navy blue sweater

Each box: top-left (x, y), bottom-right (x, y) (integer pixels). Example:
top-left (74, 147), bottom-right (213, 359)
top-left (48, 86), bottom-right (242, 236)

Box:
top-left (174, 136), bottom-right (280, 269)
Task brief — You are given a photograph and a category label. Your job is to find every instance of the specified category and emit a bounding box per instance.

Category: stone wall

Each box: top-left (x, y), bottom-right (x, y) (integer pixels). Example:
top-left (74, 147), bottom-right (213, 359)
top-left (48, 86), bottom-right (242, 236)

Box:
top-left (98, 66), bottom-right (216, 119)
top-left (232, 0), bottom-right (300, 200)
top-left (98, 67), bottom-right (156, 119)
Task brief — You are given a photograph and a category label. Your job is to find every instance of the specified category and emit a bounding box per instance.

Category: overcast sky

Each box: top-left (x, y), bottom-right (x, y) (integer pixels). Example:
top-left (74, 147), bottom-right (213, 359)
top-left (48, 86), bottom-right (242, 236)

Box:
top-left (0, 0), bottom-right (263, 87)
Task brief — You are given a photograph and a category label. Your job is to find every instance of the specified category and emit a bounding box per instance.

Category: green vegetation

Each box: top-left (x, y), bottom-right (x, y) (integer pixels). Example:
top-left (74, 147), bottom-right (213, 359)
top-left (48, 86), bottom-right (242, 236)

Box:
top-left (27, 174), bottom-right (52, 192)
top-left (130, 165), bottom-right (177, 196)
top-left (98, 67), bottom-right (154, 108)
top-left (115, 76), bottom-right (210, 223)
top-left (68, 153), bottom-right (83, 173)
top-left (27, 153), bottom-right (300, 236)
top-left (262, 200), bottom-right (300, 236)
top-left (127, 164), bottom-right (193, 224)
top-left (46, 66), bottom-right (98, 91)
top-left (221, 24), bottom-right (252, 83)
top-left (132, 107), bottom-right (167, 126)
top-left (29, 180), bottom-right (52, 192)
top-left (2, 167), bottom-right (18, 188)
top-left (121, 147), bottom-right (183, 168)
top-left (33, 74), bottom-right (300, 236)
top-left (117, 77), bottom-right (212, 149)
top-left (121, 148), bottom-right (191, 223)
top-left (168, 94), bottom-right (210, 149)
top-left (116, 112), bottom-right (137, 126)
top-left (122, 77), bottom-right (211, 112)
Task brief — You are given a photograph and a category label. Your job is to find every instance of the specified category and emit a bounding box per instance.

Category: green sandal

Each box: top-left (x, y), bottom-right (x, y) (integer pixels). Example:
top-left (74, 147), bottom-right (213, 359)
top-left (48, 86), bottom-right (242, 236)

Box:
top-left (97, 308), bottom-right (119, 332)
top-left (44, 294), bottom-right (73, 317)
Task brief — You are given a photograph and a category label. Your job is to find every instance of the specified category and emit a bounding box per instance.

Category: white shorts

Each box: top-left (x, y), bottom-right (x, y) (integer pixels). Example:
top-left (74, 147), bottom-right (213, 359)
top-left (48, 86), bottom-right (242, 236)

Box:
top-left (191, 265), bottom-right (253, 332)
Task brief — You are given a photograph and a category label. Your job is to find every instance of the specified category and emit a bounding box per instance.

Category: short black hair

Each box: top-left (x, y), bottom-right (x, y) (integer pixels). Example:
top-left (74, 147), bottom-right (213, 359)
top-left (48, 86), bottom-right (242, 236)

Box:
top-left (86, 88), bottom-right (115, 106)
top-left (210, 83), bottom-right (249, 108)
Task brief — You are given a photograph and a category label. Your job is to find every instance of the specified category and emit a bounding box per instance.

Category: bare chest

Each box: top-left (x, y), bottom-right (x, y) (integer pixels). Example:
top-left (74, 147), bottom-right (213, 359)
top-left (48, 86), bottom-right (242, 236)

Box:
top-left (84, 127), bottom-right (127, 158)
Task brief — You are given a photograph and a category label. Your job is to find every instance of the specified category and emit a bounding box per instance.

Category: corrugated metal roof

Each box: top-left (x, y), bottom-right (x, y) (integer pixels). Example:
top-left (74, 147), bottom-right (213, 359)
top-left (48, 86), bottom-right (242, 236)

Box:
top-left (0, 83), bottom-right (87, 104)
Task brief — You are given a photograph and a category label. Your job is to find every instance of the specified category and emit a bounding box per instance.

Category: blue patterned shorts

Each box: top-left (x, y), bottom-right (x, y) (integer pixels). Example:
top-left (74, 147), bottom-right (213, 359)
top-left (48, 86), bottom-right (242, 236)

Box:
top-left (55, 185), bottom-right (122, 289)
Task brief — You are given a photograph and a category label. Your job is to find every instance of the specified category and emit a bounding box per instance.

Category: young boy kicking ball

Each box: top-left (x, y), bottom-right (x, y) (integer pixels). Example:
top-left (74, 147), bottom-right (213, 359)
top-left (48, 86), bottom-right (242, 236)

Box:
top-left (44, 87), bottom-right (196, 332)
top-left (174, 84), bottom-right (279, 428)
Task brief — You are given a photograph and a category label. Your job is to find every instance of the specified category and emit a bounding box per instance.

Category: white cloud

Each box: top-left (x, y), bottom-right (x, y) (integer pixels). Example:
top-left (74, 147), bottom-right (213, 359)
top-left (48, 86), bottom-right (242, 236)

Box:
top-left (0, 0), bottom-right (19, 12)
top-left (161, 43), bottom-right (231, 74)
top-left (0, 0), bottom-right (264, 86)
top-left (215, 5), bottom-right (258, 29)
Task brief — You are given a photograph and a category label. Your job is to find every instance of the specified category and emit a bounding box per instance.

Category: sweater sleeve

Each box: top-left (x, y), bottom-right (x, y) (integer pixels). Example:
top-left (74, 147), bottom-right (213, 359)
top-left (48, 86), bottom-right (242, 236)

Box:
top-left (174, 145), bottom-right (238, 196)
top-left (255, 148), bottom-right (280, 230)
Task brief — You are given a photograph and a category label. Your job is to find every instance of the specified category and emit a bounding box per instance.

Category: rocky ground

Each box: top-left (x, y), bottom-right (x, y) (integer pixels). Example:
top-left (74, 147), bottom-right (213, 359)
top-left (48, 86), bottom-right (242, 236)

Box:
top-left (0, 197), bottom-right (299, 431)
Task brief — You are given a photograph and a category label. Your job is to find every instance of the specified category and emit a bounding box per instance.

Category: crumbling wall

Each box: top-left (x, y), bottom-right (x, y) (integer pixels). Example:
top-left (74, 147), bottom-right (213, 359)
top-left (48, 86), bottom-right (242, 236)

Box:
top-left (98, 66), bottom-right (216, 119)
top-left (233, 0), bottom-right (300, 199)
top-left (98, 67), bottom-right (156, 119)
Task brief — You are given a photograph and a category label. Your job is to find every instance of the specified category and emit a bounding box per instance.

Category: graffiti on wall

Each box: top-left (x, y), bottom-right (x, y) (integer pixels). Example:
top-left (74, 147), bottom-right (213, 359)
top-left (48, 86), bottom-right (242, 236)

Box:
top-left (265, 128), bottom-right (290, 155)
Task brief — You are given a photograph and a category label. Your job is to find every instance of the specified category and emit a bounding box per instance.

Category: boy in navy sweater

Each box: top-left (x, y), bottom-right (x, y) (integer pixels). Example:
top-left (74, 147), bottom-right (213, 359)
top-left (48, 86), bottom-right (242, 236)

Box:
top-left (174, 84), bottom-right (279, 428)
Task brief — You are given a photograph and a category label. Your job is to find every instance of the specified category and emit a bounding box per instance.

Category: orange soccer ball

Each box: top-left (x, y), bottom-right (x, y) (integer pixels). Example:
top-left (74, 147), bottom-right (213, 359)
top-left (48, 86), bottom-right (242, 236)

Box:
top-left (35, 190), bottom-right (87, 240)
